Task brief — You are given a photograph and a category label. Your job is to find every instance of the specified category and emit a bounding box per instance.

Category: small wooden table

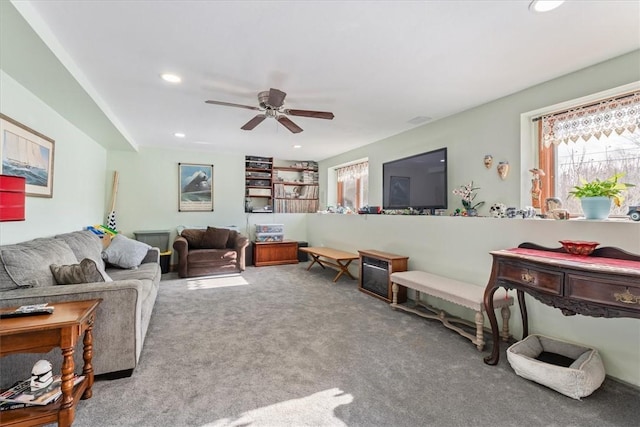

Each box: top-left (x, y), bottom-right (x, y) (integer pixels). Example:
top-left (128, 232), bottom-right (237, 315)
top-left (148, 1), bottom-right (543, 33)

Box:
top-left (299, 247), bottom-right (359, 282)
top-left (0, 299), bottom-right (102, 427)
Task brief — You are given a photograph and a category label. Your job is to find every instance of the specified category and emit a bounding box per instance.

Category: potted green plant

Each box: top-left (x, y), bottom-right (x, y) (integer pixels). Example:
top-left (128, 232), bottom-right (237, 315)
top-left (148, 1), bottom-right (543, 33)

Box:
top-left (568, 173), bottom-right (635, 219)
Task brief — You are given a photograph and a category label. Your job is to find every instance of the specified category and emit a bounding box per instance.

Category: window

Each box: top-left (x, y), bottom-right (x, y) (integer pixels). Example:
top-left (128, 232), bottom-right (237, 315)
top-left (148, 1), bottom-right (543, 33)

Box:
top-left (336, 161), bottom-right (368, 210)
top-left (536, 91), bottom-right (640, 216)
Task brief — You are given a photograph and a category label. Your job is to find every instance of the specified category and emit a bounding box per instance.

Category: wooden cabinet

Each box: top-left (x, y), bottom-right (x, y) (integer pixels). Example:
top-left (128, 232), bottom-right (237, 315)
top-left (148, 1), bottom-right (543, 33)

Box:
top-left (245, 156), bottom-right (273, 213)
top-left (253, 240), bottom-right (299, 266)
top-left (358, 249), bottom-right (409, 303)
top-left (272, 160), bottom-right (319, 213)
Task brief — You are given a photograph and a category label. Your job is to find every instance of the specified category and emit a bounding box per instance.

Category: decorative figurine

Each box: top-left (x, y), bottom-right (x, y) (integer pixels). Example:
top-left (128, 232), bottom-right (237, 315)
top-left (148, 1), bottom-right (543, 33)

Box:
top-left (545, 197), bottom-right (563, 217)
top-left (497, 161), bottom-right (510, 180)
top-left (529, 168), bottom-right (545, 209)
top-left (627, 205), bottom-right (640, 221)
top-left (30, 359), bottom-right (53, 391)
top-left (489, 203), bottom-right (506, 218)
top-left (484, 155), bottom-right (493, 169)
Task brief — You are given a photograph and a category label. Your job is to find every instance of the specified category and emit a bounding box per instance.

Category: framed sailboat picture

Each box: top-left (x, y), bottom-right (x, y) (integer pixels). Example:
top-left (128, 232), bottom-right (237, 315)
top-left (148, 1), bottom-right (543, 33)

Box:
top-left (0, 114), bottom-right (55, 198)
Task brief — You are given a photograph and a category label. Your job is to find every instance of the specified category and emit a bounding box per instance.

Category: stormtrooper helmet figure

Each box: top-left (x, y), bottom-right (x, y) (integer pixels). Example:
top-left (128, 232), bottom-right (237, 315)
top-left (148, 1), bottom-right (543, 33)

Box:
top-left (489, 203), bottom-right (506, 218)
top-left (30, 359), bottom-right (53, 391)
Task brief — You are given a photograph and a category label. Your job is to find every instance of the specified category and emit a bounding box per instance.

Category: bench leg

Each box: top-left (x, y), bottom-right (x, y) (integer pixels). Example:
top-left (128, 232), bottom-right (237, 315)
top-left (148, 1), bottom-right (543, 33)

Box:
top-left (391, 283), bottom-right (398, 306)
top-left (500, 306), bottom-right (511, 342)
top-left (474, 311), bottom-right (485, 351)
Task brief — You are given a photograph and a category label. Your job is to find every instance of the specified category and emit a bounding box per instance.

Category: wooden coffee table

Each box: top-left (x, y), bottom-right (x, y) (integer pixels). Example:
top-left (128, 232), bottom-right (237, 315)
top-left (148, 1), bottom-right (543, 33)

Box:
top-left (0, 299), bottom-right (102, 427)
top-left (299, 247), bottom-right (359, 282)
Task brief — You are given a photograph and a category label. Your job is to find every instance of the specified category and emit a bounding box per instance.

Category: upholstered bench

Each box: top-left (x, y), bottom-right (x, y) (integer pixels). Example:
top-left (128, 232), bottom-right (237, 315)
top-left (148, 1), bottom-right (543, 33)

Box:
top-left (390, 270), bottom-right (513, 351)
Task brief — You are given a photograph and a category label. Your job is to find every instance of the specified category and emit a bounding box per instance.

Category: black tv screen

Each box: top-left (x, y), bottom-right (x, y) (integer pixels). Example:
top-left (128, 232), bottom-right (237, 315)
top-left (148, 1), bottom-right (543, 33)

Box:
top-left (382, 147), bottom-right (447, 212)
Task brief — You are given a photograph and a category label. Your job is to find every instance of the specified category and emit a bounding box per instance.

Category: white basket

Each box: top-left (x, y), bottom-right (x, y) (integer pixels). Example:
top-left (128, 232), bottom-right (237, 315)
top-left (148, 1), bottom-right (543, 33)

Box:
top-left (506, 334), bottom-right (605, 400)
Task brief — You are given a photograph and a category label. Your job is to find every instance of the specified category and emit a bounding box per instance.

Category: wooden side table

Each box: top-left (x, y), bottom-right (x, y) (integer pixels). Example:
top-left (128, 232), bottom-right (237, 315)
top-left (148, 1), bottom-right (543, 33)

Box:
top-left (253, 240), bottom-right (299, 266)
top-left (0, 299), bottom-right (102, 427)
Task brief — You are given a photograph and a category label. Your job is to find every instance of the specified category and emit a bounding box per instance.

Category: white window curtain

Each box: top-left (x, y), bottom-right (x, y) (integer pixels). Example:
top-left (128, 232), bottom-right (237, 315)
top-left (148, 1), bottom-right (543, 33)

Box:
top-left (336, 162), bottom-right (368, 182)
top-left (541, 91), bottom-right (640, 147)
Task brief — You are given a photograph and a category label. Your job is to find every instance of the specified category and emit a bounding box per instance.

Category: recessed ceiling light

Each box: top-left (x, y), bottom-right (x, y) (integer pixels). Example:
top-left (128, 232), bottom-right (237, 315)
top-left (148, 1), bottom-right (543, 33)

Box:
top-left (161, 73), bottom-right (182, 83)
top-left (293, 145), bottom-right (302, 149)
top-left (174, 132), bottom-right (185, 138)
top-left (529, 0), bottom-right (565, 13)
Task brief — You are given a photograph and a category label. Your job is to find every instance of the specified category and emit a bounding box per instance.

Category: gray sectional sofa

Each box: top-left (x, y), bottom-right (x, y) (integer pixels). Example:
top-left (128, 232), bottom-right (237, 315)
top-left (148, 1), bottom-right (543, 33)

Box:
top-left (0, 230), bottom-right (161, 388)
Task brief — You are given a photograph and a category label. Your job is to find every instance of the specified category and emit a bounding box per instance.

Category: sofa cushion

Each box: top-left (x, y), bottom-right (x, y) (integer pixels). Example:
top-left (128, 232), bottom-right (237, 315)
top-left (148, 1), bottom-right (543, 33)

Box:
top-left (102, 235), bottom-right (151, 269)
top-left (50, 258), bottom-right (107, 285)
top-left (201, 227), bottom-right (230, 249)
top-left (107, 262), bottom-right (159, 282)
top-left (0, 239), bottom-right (78, 288)
top-left (55, 230), bottom-right (110, 279)
top-left (180, 229), bottom-right (204, 249)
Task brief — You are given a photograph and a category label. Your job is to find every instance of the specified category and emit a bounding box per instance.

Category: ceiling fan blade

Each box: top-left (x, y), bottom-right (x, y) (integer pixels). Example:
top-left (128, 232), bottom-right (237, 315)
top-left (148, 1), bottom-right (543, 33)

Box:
top-left (241, 115), bottom-right (267, 130)
top-left (205, 100), bottom-right (260, 111)
top-left (268, 88), bottom-right (287, 108)
top-left (284, 109), bottom-right (335, 120)
top-left (277, 116), bottom-right (303, 134)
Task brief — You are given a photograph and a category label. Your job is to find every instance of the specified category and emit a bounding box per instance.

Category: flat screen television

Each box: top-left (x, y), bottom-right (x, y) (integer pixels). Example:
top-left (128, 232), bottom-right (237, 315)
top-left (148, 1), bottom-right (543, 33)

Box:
top-left (382, 147), bottom-right (447, 213)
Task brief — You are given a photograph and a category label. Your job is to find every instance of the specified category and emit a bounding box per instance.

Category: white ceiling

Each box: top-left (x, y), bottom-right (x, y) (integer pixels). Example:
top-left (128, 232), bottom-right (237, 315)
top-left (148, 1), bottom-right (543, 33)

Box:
top-left (11, 0), bottom-right (640, 161)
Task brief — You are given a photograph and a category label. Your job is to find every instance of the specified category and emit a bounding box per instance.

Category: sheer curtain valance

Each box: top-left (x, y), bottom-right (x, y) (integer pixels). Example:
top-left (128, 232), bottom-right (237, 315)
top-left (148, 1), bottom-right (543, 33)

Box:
top-left (541, 91), bottom-right (640, 147)
top-left (336, 162), bottom-right (368, 182)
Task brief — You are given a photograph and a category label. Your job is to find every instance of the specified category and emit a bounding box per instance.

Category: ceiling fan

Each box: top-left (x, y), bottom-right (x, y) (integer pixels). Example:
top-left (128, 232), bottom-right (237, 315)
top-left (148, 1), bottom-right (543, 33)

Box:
top-left (205, 88), bottom-right (334, 134)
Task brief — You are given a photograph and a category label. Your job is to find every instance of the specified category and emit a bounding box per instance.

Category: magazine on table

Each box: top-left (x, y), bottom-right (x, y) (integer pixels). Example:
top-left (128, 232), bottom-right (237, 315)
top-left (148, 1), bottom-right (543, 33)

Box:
top-left (0, 374), bottom-right (84, 407)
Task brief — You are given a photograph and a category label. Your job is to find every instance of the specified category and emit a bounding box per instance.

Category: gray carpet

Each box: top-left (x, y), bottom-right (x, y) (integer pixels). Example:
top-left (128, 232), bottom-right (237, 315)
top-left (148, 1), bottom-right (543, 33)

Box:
top-left (68, 264), bottom-right (639, 427)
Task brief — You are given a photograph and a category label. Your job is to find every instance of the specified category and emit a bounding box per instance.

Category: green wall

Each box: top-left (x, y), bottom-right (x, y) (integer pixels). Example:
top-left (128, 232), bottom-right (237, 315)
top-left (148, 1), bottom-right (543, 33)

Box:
top-left (0, 71), bottom-right (108, 244)
top-left (106, 148), bottom-right (310, 252)
top-left (314, 51), bottom-right (640, 386)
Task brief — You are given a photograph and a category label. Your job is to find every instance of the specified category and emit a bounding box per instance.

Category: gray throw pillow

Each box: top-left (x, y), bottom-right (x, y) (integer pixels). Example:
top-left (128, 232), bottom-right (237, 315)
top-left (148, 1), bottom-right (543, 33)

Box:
top-left (102, 234), bottom-right (151, 269)
top-left (1, 239), bottom-right (78, 288)
top-left (55, 230), bottom-right (110, 280)
top-left (50, 258), bottom-right (109, 285)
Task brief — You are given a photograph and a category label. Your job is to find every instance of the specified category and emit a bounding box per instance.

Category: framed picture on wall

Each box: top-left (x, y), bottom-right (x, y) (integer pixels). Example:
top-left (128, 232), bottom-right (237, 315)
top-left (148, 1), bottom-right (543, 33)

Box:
top-left (0, 114), bottom-right (55, 198)
top-left (178, 163), bottom-right (214, 211)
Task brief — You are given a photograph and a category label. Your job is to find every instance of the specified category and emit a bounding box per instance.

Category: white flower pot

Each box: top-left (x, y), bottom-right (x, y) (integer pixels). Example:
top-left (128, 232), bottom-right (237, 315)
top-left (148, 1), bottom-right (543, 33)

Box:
top-left (580, 197), bottom-right (612, 220)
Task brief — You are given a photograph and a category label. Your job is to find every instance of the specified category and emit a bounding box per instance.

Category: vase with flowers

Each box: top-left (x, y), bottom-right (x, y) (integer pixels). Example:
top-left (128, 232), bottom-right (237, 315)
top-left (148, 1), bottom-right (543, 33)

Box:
top-left (453, 181), bottom-right (485, 216)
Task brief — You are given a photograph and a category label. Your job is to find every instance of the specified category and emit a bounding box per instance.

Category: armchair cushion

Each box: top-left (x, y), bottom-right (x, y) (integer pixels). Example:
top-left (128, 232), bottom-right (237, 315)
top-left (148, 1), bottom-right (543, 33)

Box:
top-left (201, 227), bottom-right (230, 249)
top-left (180, 229), bottom-right (204, 249)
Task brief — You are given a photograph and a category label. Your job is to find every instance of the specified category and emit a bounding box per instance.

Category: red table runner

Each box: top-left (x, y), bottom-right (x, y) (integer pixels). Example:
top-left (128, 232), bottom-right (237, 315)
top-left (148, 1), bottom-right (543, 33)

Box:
top-left (506, 247), bottom-right (640, 271)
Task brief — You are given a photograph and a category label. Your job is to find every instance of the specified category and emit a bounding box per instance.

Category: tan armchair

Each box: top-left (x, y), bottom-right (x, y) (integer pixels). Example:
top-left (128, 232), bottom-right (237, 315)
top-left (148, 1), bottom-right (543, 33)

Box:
top-left (173, 227), bottom-right (249, 278)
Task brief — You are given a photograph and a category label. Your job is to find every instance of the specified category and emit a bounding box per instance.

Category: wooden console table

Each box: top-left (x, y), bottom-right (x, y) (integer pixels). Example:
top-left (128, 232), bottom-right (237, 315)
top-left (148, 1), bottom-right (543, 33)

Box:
top-left (0, 299), bottom-right (102, 427)
top-left (483, 243), bottom-right (640, 365)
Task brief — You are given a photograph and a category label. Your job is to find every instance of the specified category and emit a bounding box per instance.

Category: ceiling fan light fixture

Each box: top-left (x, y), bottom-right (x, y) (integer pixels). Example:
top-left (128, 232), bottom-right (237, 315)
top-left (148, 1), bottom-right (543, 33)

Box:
top-left (174, 132), bottom-right (185, 138)
top-left (161, 73), bottom-right (182, 83)
top-left (529, 0), bottom-right (565, 13)
top-left (293, 145), bottom-right (302, 149)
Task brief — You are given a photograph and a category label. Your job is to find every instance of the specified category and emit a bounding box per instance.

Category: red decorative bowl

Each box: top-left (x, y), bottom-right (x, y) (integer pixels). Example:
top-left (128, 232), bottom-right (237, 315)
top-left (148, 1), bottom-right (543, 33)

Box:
top-left (559, 240), bottom-right (600, 256)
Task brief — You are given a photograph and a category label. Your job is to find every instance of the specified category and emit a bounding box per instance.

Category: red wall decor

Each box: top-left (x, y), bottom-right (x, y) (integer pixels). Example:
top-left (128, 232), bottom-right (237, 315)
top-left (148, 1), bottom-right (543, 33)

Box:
top-left (0, 174), bottom-right (26, 221)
